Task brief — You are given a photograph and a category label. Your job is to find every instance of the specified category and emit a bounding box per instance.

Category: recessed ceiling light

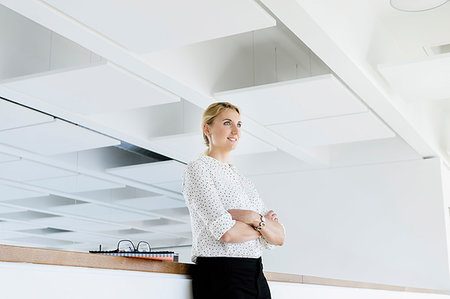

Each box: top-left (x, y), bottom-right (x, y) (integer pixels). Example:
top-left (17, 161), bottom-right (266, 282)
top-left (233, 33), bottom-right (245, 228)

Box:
top-left (390, 0), bottom-right (448, 12)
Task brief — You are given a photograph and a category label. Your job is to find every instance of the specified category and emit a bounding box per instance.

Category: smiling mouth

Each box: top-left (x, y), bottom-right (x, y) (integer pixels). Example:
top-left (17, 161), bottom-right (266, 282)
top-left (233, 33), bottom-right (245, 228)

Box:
top-left (227, 137), bottom-right (238, 142)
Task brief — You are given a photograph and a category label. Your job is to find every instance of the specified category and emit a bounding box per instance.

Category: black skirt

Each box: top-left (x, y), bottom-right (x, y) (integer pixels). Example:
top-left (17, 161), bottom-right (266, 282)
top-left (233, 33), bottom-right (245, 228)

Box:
top-left (191, 256), bottom-right (271, 299)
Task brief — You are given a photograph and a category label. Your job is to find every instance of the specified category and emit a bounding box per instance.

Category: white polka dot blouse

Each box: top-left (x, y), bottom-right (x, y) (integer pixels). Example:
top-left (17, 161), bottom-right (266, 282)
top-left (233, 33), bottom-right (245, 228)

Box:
top-left (182, 153), bottom-right (278, 263)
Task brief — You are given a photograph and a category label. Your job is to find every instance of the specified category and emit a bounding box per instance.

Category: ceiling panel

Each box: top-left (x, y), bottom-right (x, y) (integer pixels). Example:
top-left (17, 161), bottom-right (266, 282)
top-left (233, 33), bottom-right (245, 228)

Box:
top-left (107, 160), bottom-right (186, 185)
top-left (268, 112), bottom-right (395, 146)
top-left (76, 186), bottom-right (160, 202)
top-left (29, 175), bottom-right (125, 193)
top-left (41, 0), bottom-right (275, 52)
top-left (0, 211), bottom-right (58, 221)
top-left (0, 231), bottom-right (28, 240)
top-left (49, 203), bottom-right (159, 222)
top-left (110, 232), bottom-right (175, 242)
top-left (0, 220), bottom-right (46, 231)
top-left (44, 231), bottom-right (119, 244)
top-left (151, 207), bottom-right (190, 223)
top-left (378, 53), bottom-right (450, 101)
top-left (155, 223), bottom-right (192, 234)
top-left (0, 119), bottom-right (120, 155)
top-left (0, 183), bottom-right (48, 200)
top-left (117, 196), bottom-right (186, 211)
top-left (0, 205), bottom-right (25, 214)
top-left (215, 74), bottom-right (367, 125)
top-left (0, 160), bottom-right (75, 181)
top-left (0, 153), bottom-right (20, 163)
top-left (233, 150), bottom-right (312, 176)
top-left (0, 99), bottom-right (53, 131)
top-left (31, 216), bottom-right (129, 232)
top-left (6, 236), bottom-right (75, 246)
top-left (153, 181), bottom-right (182, 194)
top-left (2, 62), bottom-right (180, 115)
top-left (150, 132), bottom-right (276, 162)
top-left (7, 195), bottom-right (79, 210)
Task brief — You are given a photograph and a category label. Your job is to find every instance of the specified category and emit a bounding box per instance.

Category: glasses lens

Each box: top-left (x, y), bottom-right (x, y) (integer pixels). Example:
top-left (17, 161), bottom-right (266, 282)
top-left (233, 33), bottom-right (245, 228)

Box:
top-left (118, 240), bottom-right (134, 252)
top-left (137, 241), bottom-right (150, 252)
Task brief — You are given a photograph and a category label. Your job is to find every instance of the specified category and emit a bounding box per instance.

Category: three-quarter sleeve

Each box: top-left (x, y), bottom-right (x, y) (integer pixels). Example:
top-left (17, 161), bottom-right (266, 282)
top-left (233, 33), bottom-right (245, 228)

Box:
top-left (182, 162), bottom-right (236, 240)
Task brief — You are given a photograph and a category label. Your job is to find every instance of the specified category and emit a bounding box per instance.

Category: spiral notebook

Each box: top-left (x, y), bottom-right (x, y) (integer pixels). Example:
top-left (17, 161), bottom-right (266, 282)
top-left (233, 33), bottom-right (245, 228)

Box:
top-left (89, 250), bottom-right (179, 262)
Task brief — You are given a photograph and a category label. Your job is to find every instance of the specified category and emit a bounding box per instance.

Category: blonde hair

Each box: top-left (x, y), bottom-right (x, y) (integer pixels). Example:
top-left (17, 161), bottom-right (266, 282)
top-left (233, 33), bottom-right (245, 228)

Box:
top-left (202, 102), bottom-right (240, 148)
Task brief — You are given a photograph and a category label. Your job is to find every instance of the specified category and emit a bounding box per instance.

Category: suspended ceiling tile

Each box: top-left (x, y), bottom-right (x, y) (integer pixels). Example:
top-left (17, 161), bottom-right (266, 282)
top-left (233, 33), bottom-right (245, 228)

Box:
top-left (0, 153), bottom-right (19, 163)
top-left (77, 186), bottom-right (160, 202)
top-left (151, 237), bottom-right (191, 248)
top-left (49, 203), bottom-right (159, 222)
top-left (232, 150), bottom-right (312, 177)
top-left (0, 119), bottom-right (120, 155)
top-left (41, 0), bottom-right (275, 52)
top-left (0, 183), bottom-right (48, 200)
top-left (268, 112), bottom-right (395, 147)
top-left (378, 54), bottom-right (450, 101)
top-left (2, 62), bottom-right (180, 115)
top-left (107, 160), bottom-right (186, 185)
top-left (0, 220), bottom-right (46, 231)
top-left (0, 160), bottom-right (75, 181)
top-left (29, 175), bottom-right (125, 193)
top-left (45, 231), bottom-right (119, 244)
top-left (0, 205), bottom-right (25, 214)
top-left (32, 216), bottom-right (128, 232)
top-left (117, 196), bottom-right (186, 211)
top-left (155, 224), bottom-right (192, 233)
top-left (152, 207), bottom-right (190, 222)
top-left (150, 132), bottom-right (276, 162)
top-left (0, 231), bottom-right (27, 240)
top-left (8, 195), bottom-right (79, 210)
top-left (0, 99), bottom-right (53, 131)
top-left (7, 236), bottom-right (75, 246)
top-left (120, 232), bottom-right (174, 241)
top-left (0, 211), bottom-right (58, 221)
top-left (327, 136), bottom-right (422, 167)
top-left (124, 218), bottom-right (184, 229)
top-left (215, 74), bottom-right (368, 125)
top-left (153, 180), bottom-right (182, 194)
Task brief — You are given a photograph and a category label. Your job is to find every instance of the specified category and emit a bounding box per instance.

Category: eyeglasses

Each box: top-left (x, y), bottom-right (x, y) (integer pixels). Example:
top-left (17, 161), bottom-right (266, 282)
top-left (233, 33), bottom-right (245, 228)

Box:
top-left (116, 239), bottom-right (151, 253)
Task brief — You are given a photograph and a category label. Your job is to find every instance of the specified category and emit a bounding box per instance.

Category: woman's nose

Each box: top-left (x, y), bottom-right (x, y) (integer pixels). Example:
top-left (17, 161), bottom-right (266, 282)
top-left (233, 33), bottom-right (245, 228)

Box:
top-left (231, 125), bottom-right (239, 134)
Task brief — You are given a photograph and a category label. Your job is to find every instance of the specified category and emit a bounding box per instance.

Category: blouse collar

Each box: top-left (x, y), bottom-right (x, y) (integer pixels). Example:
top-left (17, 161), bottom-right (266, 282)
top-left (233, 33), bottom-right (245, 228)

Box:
top-left (200, 153), bottom-right (236, 170)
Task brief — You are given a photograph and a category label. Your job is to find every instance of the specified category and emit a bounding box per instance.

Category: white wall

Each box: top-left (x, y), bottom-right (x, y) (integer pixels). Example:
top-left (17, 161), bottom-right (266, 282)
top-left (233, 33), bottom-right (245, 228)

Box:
top-left (1, 261), bottom-right (449, 299)
top-left (252, 158), bottom-right (450, 290)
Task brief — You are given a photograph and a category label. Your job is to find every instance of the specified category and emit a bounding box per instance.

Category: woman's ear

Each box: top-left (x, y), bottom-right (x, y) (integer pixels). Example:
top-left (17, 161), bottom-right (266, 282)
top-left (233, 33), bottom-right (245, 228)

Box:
top-left (203, 124), bottom-right (210, 137)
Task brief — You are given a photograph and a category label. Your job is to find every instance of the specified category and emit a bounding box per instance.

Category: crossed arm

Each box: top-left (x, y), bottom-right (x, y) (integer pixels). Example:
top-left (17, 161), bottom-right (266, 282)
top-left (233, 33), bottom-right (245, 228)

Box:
top-left (220, 209), bottom-right (285, 246)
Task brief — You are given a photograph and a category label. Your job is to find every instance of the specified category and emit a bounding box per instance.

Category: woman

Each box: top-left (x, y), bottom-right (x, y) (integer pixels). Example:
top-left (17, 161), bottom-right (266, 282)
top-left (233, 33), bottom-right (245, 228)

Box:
top-left (182, 102), bottom-right (285, 299)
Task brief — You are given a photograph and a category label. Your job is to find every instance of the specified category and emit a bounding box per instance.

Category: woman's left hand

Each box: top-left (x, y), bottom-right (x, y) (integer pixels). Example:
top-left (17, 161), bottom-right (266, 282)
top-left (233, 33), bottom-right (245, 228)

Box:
top-left (228, 209), bottom-right (260, 226)
top-left (265, 210), bottom-right (279, 222)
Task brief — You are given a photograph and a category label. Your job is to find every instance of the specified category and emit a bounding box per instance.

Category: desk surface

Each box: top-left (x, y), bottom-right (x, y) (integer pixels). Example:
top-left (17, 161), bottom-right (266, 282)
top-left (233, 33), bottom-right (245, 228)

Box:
top-left (0, 244), bottom-right (448, 295)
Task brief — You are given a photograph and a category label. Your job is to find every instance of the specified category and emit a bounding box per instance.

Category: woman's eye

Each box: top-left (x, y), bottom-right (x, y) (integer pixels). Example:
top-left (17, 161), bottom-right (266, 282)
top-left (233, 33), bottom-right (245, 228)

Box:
top-left (237, 123), bottom-right (242, 128)
top-left (224, 121), bottom-right (230, 125)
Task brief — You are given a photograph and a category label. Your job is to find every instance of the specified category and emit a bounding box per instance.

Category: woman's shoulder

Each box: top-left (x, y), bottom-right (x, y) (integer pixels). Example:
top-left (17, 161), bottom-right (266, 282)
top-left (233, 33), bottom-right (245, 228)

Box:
top-left (185, 154), bottom-right (209, 173)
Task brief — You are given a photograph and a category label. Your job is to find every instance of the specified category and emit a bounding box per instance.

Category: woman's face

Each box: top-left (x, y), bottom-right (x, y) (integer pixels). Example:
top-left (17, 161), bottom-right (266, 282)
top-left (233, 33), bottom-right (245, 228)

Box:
top-left (206, 109), bottom-right (242, 152)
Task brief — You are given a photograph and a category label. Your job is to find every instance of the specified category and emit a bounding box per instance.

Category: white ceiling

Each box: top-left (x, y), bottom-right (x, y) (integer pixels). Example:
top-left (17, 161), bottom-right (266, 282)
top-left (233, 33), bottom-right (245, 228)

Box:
top-left (0, 0), bottom-right (447, 253)
top-left (215, 74), bottom-right (368, 125)
top-left (40, 0), bottom-right (276, 52)
top-left (2, 62), bottom-right (181, 115)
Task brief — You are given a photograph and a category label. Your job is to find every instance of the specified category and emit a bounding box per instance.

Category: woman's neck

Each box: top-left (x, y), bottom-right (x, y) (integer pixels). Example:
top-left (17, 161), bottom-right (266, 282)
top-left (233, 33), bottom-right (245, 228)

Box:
top-left (206, 148), bottom-right (230, 164)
